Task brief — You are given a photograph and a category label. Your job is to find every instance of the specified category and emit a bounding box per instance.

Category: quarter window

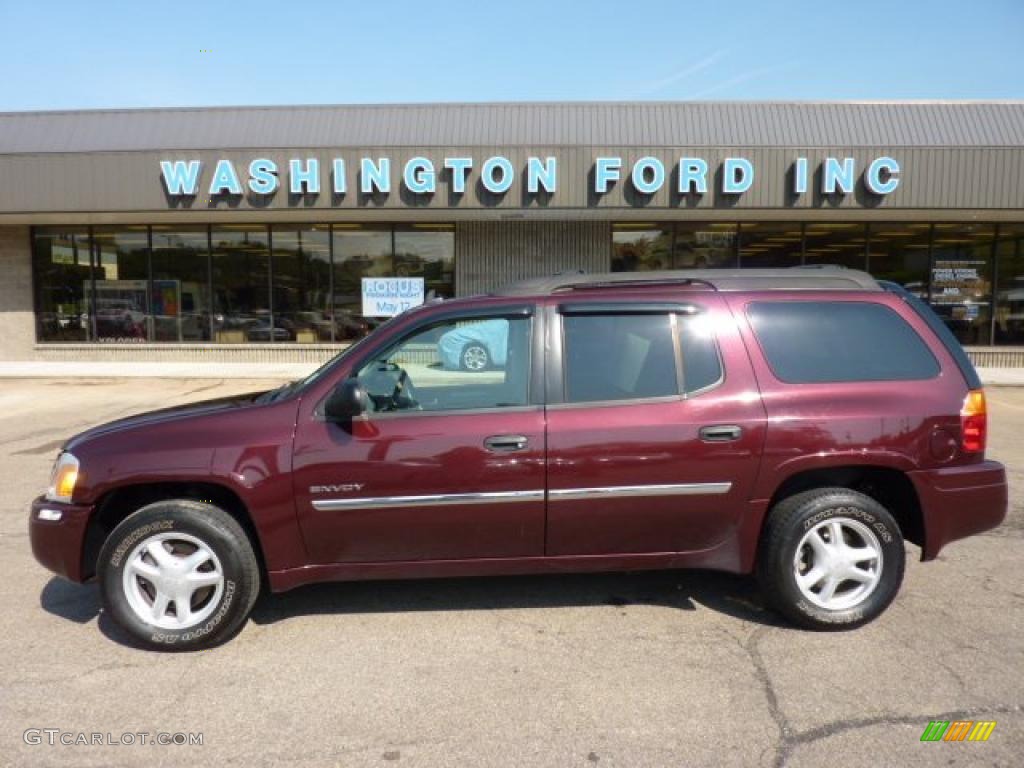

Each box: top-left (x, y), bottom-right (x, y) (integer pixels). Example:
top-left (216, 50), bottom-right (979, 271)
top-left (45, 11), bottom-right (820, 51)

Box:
top-left (356, 315), bottom-right (532, 413)
top-left (747, 301), bottom-right (940, 383)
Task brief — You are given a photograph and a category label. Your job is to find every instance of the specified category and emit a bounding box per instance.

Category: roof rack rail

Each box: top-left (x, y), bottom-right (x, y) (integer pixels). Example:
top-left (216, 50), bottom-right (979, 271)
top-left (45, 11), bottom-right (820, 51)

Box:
top-left (491, 266), bottom-right (881, 296)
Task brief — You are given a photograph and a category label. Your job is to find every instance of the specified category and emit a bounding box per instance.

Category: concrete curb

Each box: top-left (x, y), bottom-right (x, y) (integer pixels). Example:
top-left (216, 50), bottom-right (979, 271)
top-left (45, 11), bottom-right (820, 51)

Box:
top-left (0, 362), bottom-right (317, 379)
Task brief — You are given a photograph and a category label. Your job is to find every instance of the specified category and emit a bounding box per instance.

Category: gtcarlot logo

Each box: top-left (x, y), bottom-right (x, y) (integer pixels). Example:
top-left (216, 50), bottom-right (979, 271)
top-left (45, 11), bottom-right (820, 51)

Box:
top-left (23, 729), bottom-right (203, 746)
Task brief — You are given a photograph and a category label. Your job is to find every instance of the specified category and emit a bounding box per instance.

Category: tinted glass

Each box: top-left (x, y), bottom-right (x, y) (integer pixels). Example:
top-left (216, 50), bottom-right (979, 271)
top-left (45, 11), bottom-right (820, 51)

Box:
top-left (867, 223), bottom-right (930, 298)
top-left (356, 315), bottom-right (531, 413)
top-left (151, 226), bottom-right (210, 342)
top-left (612, 225), bottom-right (673, 271)
top-left (332, 226), bottom-right (392, 340)
top-left (678, 314), bottom-right (723, 394)
top-left (739, 223), bottom-right (802, 268)
top-left (91, 226), bottom-right (151, 342)
top-left (675, 223), bottom-right (738, 268)
top-left (803, 223), bottom-right (868, 269)
top-left (393, 225), bottom-right (455, 300)
top-left (928, 223), bottom-right (995, 345)
top-left (748, 301), bottom-right (939, 383)
top-left (272, 225), bottom-right (332, 342)
top-left (211, 226), bottom-right (270, 343)
top-left (563, 313), bottom-right (677, 402)
top-left (995, 224), bottom-right (1024, 344)
top-left (33, 228), bottom-right (91, 342)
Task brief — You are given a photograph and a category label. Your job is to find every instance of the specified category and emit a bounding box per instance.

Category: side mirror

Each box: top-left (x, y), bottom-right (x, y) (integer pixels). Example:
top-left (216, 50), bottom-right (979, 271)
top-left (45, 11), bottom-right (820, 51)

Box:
top-left (324, 379), bottom-right (367, 422)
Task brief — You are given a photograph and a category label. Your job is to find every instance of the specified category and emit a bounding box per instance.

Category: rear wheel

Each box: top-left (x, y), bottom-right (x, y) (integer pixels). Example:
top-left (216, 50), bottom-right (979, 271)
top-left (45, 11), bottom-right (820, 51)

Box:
top-left (98, 499), bottom-right (260, 650)
top-left (756, 488), bottom-right (905, 629)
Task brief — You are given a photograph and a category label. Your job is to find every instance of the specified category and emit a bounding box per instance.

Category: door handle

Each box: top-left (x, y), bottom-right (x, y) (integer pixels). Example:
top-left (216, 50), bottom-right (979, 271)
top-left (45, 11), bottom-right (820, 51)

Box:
top-left (484, 434), bottom-right (529, 452)
top-left (699, 425), bottom-right (743, 442)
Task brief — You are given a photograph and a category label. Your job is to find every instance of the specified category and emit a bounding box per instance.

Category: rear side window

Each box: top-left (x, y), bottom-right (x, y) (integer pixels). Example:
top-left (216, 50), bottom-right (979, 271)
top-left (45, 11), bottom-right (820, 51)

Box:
top-left (747, 301), bottom-right (940, 383)
top-left (563, 313), bottom-right (677, 402)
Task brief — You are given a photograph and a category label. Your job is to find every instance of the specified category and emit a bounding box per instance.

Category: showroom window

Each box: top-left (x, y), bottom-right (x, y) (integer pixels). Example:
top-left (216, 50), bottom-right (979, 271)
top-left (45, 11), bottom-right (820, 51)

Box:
top-left (995, 224), bottom-right (1024, 345)
top-left (803, 223), bottom-right (868, 269)
top-left (738, 223), bottom-right (803, 268)
top-left (272, 225), bottom-right (332, 342)
top-left (210, 226), bottom-right (271, 343)
top-left (32, 228), bottom-right (92, 342)
top-left (612, 223), bottom-right (738, 271)
top-left (91, 226), bottom-right (151, 342)
top-left (675, 223), bottom-right (738, 268)
top-left (927, 223), bottom-right (996, 346)
top-left (332, 225), bottom-right (395, 341)
top-left (31, 223), bottom-right (456, 345)
top-left (867, 223), bottom-right (931, 298)
top-left (150, 226), bottom-right (211, 342)
top-left (612, 224), bottom-right (674, 271)
top-left (394, 224), bottom-right (455, 299)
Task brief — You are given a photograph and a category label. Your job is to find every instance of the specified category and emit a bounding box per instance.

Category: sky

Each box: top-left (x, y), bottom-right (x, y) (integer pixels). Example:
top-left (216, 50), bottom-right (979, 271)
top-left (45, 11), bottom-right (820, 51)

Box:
top-left (0, 0), bottom-right (1022, 111)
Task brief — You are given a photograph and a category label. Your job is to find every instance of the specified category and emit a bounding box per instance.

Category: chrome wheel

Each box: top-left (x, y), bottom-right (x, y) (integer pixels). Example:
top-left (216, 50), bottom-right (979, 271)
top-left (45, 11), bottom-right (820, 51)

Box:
top-left (793, 517), bottom-right (883, 611)
top-left (121, 532), bottom-right (225, 630)
top-left (462, 345), bottom-right (489, 371)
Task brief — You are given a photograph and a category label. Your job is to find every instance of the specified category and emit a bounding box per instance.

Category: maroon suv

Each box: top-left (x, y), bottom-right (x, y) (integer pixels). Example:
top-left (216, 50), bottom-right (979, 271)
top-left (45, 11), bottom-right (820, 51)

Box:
top-left (29, 268), bottom-right (1007, 649)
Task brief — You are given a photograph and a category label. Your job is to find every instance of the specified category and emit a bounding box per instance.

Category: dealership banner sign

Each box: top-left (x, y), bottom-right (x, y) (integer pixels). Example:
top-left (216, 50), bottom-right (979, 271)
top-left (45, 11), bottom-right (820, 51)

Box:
top-left (361, 277), bottom-right (425, 318)
top-left (159, 154), bottom-right (901, 204)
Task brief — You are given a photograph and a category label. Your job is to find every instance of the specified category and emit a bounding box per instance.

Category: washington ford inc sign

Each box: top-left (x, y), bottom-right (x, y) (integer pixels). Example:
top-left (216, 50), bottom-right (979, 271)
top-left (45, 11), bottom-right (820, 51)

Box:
top-left (159, 154), bottom-right (901, 204)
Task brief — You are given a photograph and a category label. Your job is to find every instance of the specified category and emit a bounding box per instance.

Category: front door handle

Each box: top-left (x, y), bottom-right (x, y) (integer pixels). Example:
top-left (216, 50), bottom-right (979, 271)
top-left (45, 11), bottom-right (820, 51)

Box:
top-left (699, 425), bottom-right (743, 442)
top-left (484, 434), bottom-right (529, 452)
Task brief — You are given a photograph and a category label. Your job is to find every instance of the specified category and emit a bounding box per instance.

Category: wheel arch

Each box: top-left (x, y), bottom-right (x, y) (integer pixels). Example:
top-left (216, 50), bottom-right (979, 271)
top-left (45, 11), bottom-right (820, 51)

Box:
top-left (762, 465), bottom-right (924, 552)
top-left (82, 481), bottom-right (268, 584)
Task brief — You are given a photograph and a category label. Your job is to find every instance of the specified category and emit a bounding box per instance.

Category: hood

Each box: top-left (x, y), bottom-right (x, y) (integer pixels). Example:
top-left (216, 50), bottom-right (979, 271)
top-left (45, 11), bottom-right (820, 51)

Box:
top-left (64, 390), bottom-right (268, 453)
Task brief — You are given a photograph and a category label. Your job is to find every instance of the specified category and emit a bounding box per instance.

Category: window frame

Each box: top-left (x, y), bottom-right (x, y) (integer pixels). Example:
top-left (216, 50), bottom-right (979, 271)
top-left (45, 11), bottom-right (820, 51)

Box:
top-left (550, 302), bottom-right (724, 408)
top-left (327, 303), bottom-right (542, 420)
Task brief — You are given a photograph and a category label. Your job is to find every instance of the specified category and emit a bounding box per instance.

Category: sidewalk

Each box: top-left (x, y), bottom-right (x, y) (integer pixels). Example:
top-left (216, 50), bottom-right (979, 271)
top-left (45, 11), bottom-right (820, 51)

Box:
top-left (0, 362), bottom-right (318, 379)
top-left (1, 361), bottom-right (1022, 386)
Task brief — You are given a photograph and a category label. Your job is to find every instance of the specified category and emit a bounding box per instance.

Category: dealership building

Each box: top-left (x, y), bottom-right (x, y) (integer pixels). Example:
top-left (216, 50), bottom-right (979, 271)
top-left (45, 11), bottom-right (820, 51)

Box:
top-left (1, 101), bottom-right (1022, 365)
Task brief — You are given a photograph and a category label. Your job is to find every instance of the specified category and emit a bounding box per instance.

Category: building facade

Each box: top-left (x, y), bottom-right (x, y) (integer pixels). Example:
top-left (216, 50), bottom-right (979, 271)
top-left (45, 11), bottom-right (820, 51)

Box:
top-left (1, 101), bottom-right (1022, 363)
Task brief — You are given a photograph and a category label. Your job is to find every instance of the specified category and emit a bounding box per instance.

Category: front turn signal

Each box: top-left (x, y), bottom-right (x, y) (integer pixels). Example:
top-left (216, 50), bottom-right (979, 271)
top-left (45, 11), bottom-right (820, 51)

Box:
top-left (46, 452), bottom-right (80, 503)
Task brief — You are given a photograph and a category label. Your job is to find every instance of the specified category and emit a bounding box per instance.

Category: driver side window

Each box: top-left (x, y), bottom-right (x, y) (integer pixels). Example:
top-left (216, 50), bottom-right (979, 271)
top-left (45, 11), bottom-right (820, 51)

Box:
top-left (355, 314), bottom-right (532, 414)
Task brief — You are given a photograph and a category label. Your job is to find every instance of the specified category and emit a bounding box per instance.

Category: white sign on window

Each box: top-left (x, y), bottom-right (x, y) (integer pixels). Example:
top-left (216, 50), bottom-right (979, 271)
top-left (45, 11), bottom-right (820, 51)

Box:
top-left (361, 277), bottom-right (425, 317)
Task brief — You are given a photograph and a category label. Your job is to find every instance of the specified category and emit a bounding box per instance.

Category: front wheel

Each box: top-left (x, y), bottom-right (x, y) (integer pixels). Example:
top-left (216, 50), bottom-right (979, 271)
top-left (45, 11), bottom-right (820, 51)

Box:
top-left (97, 500), bottom-right (261, 650)
top-left (460, 343), bottom-right (490, 372)
top-left (756, 488), bottom-right (905, 630)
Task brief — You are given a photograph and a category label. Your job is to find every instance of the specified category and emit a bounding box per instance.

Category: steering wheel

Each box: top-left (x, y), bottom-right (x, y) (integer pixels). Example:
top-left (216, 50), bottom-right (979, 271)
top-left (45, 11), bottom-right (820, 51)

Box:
top-left (390, 368), bottom-right (420, 410)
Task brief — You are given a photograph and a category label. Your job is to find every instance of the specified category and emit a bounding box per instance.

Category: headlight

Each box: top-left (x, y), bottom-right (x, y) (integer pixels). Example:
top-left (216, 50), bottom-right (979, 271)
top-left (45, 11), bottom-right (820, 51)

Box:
top-left (45, 452), bottom-right (79, 503)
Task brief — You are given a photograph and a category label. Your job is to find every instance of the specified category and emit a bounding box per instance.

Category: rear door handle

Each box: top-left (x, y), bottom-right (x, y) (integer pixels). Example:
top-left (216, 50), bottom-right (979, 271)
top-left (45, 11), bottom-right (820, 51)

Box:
top-left (699, 425), bottom-right (743, 442)
top-left (484, 434), bottom-right (529, 452)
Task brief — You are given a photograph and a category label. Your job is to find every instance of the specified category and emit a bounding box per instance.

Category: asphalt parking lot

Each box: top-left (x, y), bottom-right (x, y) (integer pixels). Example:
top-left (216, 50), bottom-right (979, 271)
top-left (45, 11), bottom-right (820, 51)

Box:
top-left (0, 378), bottom-right (1021, 767)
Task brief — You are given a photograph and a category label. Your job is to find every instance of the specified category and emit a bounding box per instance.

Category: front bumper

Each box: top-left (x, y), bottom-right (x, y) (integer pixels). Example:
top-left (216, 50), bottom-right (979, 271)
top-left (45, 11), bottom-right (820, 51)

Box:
top-left (28, 496), bottom-right (93, 582)
top-left (910, 460), bottom-right (1008, 560)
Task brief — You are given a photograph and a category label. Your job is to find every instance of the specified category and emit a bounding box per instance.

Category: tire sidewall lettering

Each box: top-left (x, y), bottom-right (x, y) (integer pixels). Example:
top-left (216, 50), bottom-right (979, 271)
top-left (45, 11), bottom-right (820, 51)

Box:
top-left (109, 520), bottom-right (174, 567)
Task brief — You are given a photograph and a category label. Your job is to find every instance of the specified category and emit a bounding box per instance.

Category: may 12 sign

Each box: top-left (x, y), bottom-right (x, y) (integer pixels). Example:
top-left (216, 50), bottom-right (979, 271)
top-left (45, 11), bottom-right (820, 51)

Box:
top-left (361, 277), bottom-right (425, 317)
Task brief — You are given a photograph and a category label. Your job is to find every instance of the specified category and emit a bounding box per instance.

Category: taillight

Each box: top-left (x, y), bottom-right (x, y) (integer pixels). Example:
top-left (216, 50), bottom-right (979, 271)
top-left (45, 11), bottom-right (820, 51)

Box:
top-left (961, 389), bottom-right (987, 454)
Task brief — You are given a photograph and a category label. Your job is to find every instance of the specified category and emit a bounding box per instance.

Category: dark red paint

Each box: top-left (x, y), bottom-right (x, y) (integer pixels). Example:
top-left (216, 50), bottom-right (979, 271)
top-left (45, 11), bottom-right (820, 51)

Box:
top-left (29, 285), bottom-right (1008, 591)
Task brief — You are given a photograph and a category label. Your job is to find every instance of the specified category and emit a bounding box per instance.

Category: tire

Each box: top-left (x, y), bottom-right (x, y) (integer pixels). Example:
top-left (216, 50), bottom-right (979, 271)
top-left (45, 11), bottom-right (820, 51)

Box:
top-left (756, 487), bottom-right (905, 630)
top-left (460, 343), bottom-right (490, 372)
top-left (97, 500), bottom-right (261, 650)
